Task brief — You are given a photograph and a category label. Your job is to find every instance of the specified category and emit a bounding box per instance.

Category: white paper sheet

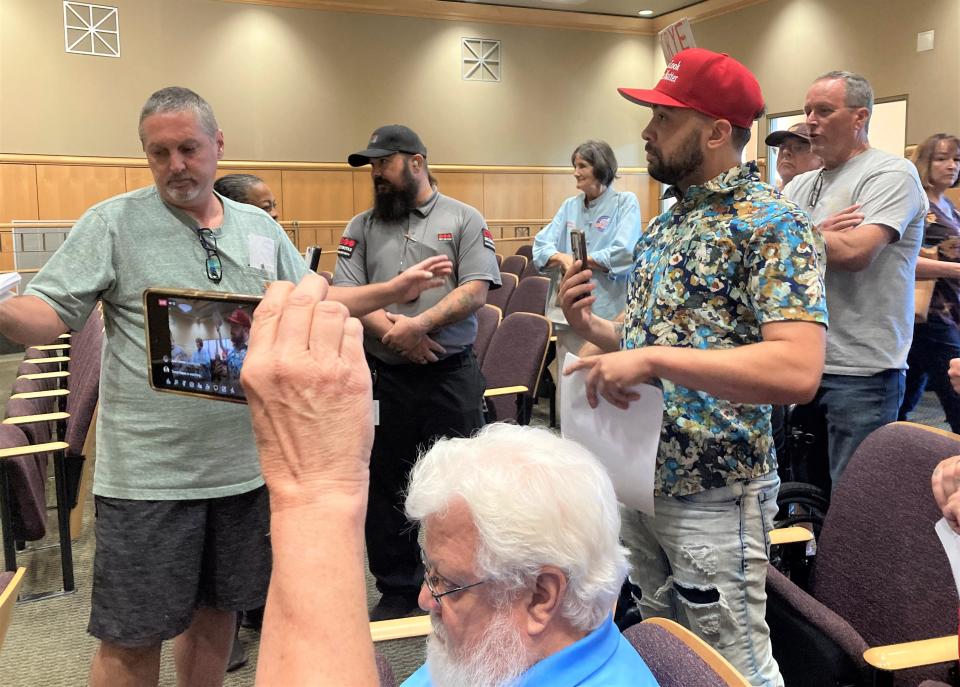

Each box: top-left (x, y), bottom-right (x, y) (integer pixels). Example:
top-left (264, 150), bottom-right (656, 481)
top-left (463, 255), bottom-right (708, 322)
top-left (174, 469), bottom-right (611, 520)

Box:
top-left (559, 352), bottom-right (663, 514)
top-left (0, 272), bottom-right (21, 304)
top-left (247, 235), bottom-right (277, 279)
top-left (935, 518), bottom-right (960, 599)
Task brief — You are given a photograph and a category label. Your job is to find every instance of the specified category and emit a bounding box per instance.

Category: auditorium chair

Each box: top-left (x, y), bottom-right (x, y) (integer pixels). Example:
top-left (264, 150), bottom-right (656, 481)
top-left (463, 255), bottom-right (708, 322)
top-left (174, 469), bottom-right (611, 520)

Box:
top-left (505, 275), bottom-right (549, 317)
top-left (486, 272), bottom-right (517, 312)
top-left (0, 306), bottom-right (103, 599)
top-left (499, 254), bottom-right (527, 279)
top-left (474, 304), bottom-right (502, 368)
top-left (495, 253), bottom-right (503, 267)
top-left (481, 312), bottom-right (552, 425)
top-left (514, 244), bottom-right (533, 261)
top-left (623, 617), bottom-right (750, 687)
top-left (0, 566), bottom-right (25, 651)
top-left (766, 422), bottom-right (960, 686)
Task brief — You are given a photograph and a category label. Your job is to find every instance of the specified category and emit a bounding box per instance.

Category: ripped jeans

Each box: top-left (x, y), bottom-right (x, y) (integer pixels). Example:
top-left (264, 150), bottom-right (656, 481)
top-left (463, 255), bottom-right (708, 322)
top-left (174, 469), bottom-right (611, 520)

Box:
top-left (620, 471), bottom-right (783, 687)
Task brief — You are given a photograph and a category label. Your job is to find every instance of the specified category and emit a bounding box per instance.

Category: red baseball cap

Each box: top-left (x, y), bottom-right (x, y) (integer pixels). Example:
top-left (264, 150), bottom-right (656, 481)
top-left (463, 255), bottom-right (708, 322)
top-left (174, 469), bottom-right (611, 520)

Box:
top-left (618, 48), bottom-right (764, 129)
top-left (226, 308), bottom-right (252, 328)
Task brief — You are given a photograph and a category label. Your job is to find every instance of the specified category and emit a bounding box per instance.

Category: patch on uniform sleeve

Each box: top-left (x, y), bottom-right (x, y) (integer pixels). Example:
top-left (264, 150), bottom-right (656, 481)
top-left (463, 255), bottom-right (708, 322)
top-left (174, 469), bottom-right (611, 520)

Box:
top-left (482, 228), bottom-right (496, 251)
top-left (338, 237), bottom-right (358, 258)
top-left (437, 232), bottom-right (454, 242)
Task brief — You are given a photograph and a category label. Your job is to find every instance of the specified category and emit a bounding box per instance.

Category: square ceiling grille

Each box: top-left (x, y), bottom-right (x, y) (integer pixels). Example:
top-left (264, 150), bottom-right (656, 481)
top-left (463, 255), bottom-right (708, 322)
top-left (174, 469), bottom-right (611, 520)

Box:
top-left (64, 2), bottom-right (120, 58)
top-left (462, 38), bottom-right (500, 82)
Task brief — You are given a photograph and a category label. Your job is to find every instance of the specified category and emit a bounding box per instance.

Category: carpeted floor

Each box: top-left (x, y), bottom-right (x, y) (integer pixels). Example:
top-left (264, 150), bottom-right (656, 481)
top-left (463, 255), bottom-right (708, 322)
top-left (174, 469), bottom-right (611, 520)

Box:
top-left (0, 350), bottom-right (952, 685)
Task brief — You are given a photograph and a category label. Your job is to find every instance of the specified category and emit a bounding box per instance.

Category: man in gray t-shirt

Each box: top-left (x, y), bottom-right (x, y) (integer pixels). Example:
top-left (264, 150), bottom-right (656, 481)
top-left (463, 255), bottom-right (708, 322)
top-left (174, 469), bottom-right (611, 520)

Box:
top-left (0, 90), bottom-right (456, 685)
top-left (336, 125), bottom-right (501, 620)
top-left (783, 71), bottom-right (926, 487)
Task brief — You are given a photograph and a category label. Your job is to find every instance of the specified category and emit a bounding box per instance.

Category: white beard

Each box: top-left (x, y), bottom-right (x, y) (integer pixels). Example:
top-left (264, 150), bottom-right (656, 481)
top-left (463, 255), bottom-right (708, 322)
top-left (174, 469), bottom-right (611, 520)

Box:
top-left (426, 609), bottom-right (530, 687)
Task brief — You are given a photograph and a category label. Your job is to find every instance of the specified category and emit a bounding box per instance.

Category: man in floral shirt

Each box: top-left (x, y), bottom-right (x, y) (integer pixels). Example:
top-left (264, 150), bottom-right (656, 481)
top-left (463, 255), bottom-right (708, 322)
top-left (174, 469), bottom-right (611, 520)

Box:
top-left (560, 48), bottom-right (828, 687)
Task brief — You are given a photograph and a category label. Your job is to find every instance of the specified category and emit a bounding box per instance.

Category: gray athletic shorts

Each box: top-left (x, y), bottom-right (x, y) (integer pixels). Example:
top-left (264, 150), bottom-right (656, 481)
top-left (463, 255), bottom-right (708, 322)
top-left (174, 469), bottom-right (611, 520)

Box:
top-left (87, 486), bottom-right (271, 646)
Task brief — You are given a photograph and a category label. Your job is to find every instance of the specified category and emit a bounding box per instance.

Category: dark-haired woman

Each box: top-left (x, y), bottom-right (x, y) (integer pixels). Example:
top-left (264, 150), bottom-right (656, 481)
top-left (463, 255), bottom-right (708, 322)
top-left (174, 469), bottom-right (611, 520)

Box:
top-left (899, 134), bottom-right (960, 431)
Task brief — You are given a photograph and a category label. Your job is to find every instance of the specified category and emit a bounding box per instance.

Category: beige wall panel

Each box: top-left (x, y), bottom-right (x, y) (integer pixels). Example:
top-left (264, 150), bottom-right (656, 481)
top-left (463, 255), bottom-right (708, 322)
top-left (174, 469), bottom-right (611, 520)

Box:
top-left (0, 0), bottom-right (655, 166)
top-left (1, 232), bottom-right (14, 271)
top-left (353, 172), bottom-right (373, 216)
top-left (690, 0), bottom-right (960, 145)
top-left (36, 166), bottom-right (126, 220)
top-left (216, 168), bottom-right (285, 219)
top-left (0, 164), bottom-right (39, 222)
top-left (125, 167), bottom-right (154, 192)
top-left (432, 173), bottom-right (484, 212)
top-left (542, 173), bottom-right (576, 219)
top-left (483, 174), bottom-right (543, 220)
top-left (317, 253), bottom-right (339, 275)
top-left (281, 171), bottom-right (353, 221)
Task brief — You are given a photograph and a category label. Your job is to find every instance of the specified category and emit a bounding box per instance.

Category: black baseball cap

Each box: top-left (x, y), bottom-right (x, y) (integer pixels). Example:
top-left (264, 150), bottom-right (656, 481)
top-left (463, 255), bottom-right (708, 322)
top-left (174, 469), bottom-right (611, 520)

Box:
top-left (348, 125), bottom-right (427, 167)
top-left (765, 123), bottom-right (813, 147)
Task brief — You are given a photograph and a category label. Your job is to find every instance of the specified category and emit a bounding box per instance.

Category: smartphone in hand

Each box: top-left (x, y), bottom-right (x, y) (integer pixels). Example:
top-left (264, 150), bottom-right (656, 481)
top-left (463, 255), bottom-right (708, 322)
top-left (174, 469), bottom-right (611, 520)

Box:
top-left (143, 287), bottom-right (261, 404)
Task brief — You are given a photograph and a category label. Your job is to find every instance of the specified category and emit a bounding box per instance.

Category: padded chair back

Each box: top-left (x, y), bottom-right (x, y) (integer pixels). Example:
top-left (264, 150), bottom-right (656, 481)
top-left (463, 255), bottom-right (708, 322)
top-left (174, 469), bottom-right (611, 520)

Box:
top-left (63, 307), bottom-right (103, 456)
top-left (500, 254), bottom-right (527, 278)
top-left (800, 422), bottom-right (957, 685)
top-left (0, 567), bottom-right (26, 650)
top-left (16, 361), bottom-right (58, 392)
top-left (485, 272), bottom-right (517, 312)
top-left (481, 313), bottom-right (551, 424)
top-left (623, 618), bottom-right (749, 687)
top-left (514, 244), bottom-right (533, 261)
top-left (375, 649), bottom-right (396, 687)
top-left (505, 276), bottom-right (549, 316)
top-left (0, 425), bottom-right (47, 542)
top-left (474, 304), bottom-right (502, 369)
top-left (519, 259), bottom-right (540, 281)
top-left (319, 270), bottom-right (333, 284)
top-left (495, 253), bottom-right (503, 267)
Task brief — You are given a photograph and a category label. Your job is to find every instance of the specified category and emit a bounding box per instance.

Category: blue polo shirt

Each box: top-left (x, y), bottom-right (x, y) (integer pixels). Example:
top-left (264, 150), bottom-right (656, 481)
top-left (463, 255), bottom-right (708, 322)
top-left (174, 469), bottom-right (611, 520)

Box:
top-left (401, 616), bottom-right (659, 686)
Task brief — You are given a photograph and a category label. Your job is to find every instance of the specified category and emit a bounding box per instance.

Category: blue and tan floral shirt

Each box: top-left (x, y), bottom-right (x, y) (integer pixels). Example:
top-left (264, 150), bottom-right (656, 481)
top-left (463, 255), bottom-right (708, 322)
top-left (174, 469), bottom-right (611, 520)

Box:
top-left (624, 162), bottom-right (828, 497)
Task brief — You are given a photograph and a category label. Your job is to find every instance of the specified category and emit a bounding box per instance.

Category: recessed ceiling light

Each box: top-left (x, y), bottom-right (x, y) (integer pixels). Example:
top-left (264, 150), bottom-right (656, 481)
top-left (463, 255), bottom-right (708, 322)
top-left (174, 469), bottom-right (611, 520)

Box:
top-left (638, 9), bottom-right (654, 15)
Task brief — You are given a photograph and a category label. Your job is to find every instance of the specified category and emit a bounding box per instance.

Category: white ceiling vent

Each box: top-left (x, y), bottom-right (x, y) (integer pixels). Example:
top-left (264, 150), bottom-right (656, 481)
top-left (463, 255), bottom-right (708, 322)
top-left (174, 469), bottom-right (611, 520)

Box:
top-left (462, 38), bottom-right (501, 82)
top-left (63, 2), bottom-right (120, 58)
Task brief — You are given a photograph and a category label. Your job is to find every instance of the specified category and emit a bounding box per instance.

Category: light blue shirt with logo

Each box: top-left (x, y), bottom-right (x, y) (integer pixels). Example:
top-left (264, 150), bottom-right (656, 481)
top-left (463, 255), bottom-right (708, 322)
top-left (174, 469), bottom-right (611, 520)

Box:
top-left (532, 186), bottom-right (641, 322)
top-left (401, 616), bottom-right (660, 686)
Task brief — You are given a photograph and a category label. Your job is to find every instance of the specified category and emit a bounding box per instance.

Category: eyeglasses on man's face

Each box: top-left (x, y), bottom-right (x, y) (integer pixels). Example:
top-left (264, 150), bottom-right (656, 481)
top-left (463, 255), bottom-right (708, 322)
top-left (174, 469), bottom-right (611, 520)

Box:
top-left (420, 550), bottom-right (488, 605)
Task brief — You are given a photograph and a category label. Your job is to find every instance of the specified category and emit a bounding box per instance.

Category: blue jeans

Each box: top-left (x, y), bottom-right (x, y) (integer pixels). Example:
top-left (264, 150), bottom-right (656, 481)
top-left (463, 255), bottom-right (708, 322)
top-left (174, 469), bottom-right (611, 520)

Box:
top-left (805, 370), bottom-right (904, 489)
top-left (621, 472), bottom-right (783, 687)
top-left (899, 319), bottom-right (960, 434)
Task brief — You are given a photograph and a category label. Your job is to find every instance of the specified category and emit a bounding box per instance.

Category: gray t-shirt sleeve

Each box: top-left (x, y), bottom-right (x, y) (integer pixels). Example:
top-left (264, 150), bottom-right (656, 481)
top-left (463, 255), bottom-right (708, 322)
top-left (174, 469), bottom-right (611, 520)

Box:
top-left (275, 226), bottom-right (309, 283)
top-left (856, 170), bottom-right (926, 240)
top-left (332, 215), bottom-right (369, 287)
top-left (455, 207), bottom-right (501, 287)
top-left (23, 208), bottom-right (114, 331)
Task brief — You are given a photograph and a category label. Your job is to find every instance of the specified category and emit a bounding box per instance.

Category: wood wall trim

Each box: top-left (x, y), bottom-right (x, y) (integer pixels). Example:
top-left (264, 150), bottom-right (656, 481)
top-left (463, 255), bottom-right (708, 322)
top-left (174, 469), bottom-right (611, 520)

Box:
top-left (218, 0), bottom-right (769, 36)
top-left (0, 153), bottom-right (649, 175)
top-left (217, 0), bottom-right (655, 36)
top-left (652, 0), bottom-right (770, 30)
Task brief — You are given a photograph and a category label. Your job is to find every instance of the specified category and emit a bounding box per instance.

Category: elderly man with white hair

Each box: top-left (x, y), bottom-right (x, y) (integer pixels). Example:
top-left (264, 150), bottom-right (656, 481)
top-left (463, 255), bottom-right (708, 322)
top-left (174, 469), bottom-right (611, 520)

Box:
top-left (402, 423), bottom-right (659, 687)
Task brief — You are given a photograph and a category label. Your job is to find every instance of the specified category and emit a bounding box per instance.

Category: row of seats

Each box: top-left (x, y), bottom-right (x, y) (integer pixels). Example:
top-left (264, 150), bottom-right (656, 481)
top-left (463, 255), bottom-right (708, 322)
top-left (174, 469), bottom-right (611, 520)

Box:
top-left (0, 305), bottom-right (103, 606)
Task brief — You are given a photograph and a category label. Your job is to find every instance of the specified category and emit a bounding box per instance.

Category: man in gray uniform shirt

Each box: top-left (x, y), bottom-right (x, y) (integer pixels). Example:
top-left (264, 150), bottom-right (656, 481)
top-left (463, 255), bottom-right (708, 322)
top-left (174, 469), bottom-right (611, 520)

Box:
top-left (337, 124), bottom-right (501, 620)
top-left (0, 89), bottom-right (454, 686)
top-left (783, 71), bottom-right (926, 488)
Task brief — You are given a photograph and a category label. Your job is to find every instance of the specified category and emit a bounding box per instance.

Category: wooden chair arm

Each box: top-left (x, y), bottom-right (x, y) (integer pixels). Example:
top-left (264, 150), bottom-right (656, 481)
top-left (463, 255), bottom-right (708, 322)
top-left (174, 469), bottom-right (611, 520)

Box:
top-left (370, 614), bottom-right (432, 642)
top-left (32, 344), bottom-right (70, 351)
top-left (863, 635), bottom-right (958, 672)
top-left (483, 385), bottom-right (529, 398)
top-left (768, 526), bottom-right (814, 546)
top-left (10, 389), bottom-right (70, 400)
top-left (0, 441), bottom-right (69, 459)
top-left (3, 412), bottom-right (70, 425)
top-left (17, 371), bottom-right (70, 380)
top-left (22, 356), bottom-right (70, 364)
